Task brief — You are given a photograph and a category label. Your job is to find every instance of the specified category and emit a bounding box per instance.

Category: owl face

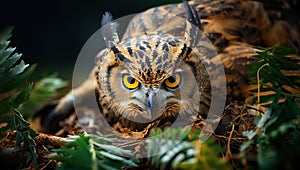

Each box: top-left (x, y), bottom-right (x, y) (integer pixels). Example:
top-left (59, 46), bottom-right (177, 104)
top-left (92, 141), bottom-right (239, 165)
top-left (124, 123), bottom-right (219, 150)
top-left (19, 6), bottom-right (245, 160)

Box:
top-left (98, 33), bottom-right (200, 125)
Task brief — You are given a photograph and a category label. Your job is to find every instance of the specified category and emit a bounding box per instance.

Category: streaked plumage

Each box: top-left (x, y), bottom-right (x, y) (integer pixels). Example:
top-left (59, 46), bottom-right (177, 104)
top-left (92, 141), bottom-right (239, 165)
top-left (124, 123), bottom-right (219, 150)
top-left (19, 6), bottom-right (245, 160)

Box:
top-left (35, 0), bottom-right (300, 133)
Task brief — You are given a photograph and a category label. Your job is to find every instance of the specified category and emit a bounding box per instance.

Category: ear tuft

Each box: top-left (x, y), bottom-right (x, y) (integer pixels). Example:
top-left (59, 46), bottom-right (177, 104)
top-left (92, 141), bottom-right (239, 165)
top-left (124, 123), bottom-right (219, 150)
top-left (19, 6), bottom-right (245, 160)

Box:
top-left (101, 12), bottom-right (120, 48)
top-left (183, 0), bottom-right (202, 47)
top-left (183, 0), bottom-right (202, 30)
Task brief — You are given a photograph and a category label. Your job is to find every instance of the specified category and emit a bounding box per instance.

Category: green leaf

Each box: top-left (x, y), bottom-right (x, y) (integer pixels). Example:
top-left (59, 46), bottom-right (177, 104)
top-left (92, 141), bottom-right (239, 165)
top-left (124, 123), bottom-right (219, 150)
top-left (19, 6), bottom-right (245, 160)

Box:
top-left (242, 130), bottom-right (257, 140)
top-left (9, 60), bottom-right (29, 76)
top-left (13, 83), bottom-right (33, 107)
top-left (53, 135), bottom-right (137, 170)
top-left (54, 135), bottom-right (96, 170)
top-left (2, 53), bottom-right (22, 70)
top-left (19, 75), bottom-right (68, 117)
top-left (160, 141), bottom-right (191, 169)
top-left (147, 128), bottom-right (231, 170)
top-left (240, 140), bottom-right (254, 152)
top-left (0, 47), bottom-right (15, 67)
top-left (257, 109), bottom-right (271, 129)
top-left (98, 151), bottom-right (136, 166)
top-left (94, 143), bottom-right (132, 156)
top-left (0, 40), bottom-right (10, 51)
top-left (0, 64), bottom-right (36, 93)
top-left (0, 27), bottom-right (38, 168)
top-left (242, 46), bottom-right (300, 169)
top-left (258, 145), bottom-right (278, 169)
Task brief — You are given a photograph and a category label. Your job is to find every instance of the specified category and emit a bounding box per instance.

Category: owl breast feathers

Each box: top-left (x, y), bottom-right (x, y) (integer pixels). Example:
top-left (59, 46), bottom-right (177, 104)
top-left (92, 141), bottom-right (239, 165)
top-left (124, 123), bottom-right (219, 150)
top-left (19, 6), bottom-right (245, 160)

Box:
top-left (34, 0), bottom-right (299, 133)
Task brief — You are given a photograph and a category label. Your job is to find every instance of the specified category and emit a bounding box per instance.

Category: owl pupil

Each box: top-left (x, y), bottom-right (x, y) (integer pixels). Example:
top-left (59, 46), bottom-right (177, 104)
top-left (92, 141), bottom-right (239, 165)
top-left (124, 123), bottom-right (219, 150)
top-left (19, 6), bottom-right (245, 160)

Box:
top-left (168, 76), bottom-right (176, 83)
top-left (127, 77), bottom-right (135, 84)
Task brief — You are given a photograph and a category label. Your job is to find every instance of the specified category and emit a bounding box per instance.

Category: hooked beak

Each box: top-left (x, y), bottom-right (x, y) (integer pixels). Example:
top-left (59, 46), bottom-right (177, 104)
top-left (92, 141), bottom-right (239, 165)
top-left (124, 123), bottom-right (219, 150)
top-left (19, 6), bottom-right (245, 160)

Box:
top-left (146, 89), bottom-right (155, 120)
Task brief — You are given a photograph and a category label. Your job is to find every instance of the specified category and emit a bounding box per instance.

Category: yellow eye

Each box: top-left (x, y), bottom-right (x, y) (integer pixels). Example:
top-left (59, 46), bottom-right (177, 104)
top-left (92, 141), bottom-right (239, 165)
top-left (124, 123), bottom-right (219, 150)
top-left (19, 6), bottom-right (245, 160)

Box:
top-left (164, 73), bottom-right (182, 90)
top-left (122, 74), bottom-right (140, 90)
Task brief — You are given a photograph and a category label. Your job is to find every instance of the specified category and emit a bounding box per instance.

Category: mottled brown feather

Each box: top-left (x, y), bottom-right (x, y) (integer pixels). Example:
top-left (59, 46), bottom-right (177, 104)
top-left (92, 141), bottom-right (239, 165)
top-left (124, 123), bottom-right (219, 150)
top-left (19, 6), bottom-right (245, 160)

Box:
top-left (36, 0), bottom-right (300, 133)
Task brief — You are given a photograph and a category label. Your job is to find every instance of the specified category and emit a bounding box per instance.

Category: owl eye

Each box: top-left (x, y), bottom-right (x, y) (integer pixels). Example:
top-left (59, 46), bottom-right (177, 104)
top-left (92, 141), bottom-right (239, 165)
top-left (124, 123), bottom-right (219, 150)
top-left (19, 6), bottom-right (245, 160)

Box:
top-left (122, 74), bottom-right (140, 90)
top-left (164, 73), bottom-right (182, 90)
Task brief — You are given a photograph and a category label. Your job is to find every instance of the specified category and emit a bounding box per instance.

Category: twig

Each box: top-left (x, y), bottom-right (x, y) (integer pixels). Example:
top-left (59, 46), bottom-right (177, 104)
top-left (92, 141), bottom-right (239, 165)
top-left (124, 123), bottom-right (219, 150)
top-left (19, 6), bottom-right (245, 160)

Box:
top-left (226, 124), bottom-right (235, 157)
top-left (35, 133), bottom-right (68, 148)
top-left (256, 63), bottom-right (270, 113)
top-left (40, 160), bottom-right (56, 170)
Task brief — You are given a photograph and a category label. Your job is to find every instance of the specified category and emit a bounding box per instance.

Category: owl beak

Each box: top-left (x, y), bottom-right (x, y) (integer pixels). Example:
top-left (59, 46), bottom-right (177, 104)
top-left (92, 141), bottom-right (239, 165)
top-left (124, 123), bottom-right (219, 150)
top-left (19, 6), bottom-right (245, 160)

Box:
top-left (146, 89), bottom-right (155, 120)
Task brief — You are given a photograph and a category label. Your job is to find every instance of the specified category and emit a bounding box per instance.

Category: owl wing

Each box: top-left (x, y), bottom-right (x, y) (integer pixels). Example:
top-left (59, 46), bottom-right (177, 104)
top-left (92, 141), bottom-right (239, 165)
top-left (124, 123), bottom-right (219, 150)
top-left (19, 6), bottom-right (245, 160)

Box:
top-left (196, 0), bottom-right (300, 99)
top-left (124, 0), bottom-right (299, 51)
top-left (123, 0), bottom-right (299, 100)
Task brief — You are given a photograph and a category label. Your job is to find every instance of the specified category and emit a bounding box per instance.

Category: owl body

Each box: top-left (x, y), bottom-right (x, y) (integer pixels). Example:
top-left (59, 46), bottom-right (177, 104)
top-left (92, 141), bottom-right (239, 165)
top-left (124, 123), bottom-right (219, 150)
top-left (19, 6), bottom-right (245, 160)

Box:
top-left (37, 0), bottom-right (299, 133)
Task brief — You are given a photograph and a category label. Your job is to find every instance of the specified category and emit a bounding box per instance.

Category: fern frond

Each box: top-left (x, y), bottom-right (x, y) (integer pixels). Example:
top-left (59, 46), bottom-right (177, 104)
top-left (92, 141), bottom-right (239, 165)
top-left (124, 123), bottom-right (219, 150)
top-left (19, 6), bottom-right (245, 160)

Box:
top-left (249, 46), bottom-right (300, 105)
top-left (242, 46), bottom-right (300, 169)
top-left (53, 134), bottom-right (139, 170)
top-left (0, 27), bottom-right (38, 166)
top-left (147, 128), bottom-right (231, 170)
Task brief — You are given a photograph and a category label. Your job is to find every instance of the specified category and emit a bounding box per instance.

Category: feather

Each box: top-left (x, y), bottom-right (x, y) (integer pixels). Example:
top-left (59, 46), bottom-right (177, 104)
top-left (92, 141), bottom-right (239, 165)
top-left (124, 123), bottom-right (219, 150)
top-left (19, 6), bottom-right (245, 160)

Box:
top-left (183, 0), bottom-right (202, 30)
top-left (183, 0), bottom-right (202, 48)
top-left (101, 12), bottom-right (120, 48)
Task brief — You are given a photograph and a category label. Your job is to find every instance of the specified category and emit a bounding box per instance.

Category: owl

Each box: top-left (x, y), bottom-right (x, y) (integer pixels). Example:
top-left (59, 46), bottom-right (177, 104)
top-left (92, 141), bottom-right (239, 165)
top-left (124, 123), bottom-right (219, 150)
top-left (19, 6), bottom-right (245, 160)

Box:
top-left (35, 0), bottom-right (300, 133)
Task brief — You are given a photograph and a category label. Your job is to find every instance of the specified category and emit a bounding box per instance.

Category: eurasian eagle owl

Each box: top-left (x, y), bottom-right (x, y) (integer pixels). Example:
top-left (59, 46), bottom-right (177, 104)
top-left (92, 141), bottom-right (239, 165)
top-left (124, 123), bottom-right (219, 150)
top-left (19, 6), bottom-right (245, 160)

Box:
top-left (36, 0), bottom-right (299, 133)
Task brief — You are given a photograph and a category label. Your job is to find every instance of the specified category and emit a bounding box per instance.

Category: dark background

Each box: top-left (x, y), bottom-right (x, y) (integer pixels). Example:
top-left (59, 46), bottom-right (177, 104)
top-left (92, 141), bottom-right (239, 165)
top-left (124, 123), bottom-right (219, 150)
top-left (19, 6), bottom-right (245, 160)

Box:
top-left (0, 0), bottom-right (181, 80)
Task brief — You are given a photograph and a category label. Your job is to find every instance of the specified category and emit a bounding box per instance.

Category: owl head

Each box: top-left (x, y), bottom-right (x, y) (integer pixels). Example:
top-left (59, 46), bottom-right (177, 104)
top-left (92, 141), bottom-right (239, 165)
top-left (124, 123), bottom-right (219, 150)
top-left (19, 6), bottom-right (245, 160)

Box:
top-left (96, 8), bottom-right (210, 129)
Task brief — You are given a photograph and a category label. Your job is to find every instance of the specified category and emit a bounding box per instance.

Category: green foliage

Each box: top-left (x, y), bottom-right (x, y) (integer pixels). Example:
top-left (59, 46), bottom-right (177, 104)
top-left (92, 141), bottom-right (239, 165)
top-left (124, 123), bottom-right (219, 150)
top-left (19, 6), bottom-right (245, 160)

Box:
top-left (0, 27), bottom-right (38, 166)
top-left (53, 134), bottom-right (139, 170)
top-left (19, 75), bottom-right (68, 118)
top-left (249, 46), bottom-right (300, 102)
top-left (242, 46), bottom-right (300, 169)
top-left (147, 128), bottom-right (231, 170)
top-left (176, 139), bottom-right (231, 170)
